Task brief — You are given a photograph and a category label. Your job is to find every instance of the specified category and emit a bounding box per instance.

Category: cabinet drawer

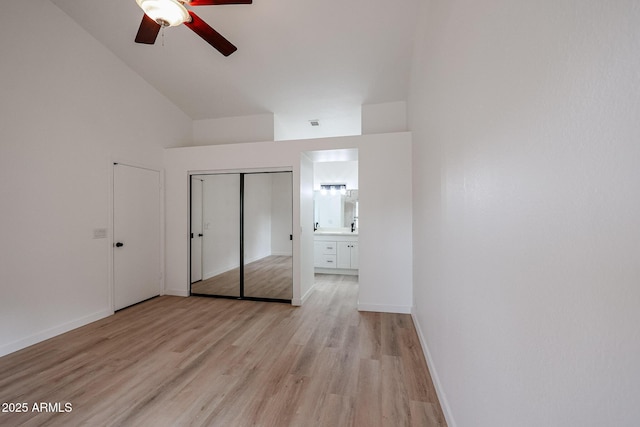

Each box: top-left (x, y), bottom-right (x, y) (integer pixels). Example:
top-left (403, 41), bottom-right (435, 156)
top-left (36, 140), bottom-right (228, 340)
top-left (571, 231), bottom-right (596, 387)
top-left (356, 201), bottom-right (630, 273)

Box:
top-left (317, 255), bottom-right (337, 268)
top-left (315, 242), bottom-right (337, 255)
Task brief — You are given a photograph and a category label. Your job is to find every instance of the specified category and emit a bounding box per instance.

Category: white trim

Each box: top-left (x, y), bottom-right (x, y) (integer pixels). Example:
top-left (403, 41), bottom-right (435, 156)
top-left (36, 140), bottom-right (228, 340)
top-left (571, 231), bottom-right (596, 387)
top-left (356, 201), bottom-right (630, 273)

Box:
top-left (357, 303), bottom-right (411, 314)
top-left (107, 158), bottom-right (115, 313)
top-left (164, 288), bottom-right (189, 297)
top-left (292, 281), bottom-right (316, 306)
top-left (411, 308), bottom-right (457, 427)
top-left (0, 309), bottom-right (112, 358)
top-left (159, 168), bottom-right (166, 296)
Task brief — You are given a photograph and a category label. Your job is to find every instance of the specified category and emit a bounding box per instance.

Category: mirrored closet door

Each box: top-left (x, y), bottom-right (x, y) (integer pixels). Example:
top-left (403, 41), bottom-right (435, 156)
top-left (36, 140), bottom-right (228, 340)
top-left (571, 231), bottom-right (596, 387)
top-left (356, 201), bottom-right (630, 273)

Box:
top-left (189, 171), bottom-right (292, 303)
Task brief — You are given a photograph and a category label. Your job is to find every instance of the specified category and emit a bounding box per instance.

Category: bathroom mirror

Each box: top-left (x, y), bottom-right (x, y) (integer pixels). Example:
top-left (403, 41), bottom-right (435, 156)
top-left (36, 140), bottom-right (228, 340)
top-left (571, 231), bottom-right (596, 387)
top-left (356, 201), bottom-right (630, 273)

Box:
top-left (314, 189), bottom-right (358, 230)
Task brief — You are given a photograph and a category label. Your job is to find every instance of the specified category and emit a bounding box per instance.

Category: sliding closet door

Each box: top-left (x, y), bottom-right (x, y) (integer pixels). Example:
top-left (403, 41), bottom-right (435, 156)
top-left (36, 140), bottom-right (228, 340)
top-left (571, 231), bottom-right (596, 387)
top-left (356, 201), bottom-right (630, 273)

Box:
top-left (190, 174), bottom-right (241, 297)
top-left (243, 172), bottom-right (293, 300)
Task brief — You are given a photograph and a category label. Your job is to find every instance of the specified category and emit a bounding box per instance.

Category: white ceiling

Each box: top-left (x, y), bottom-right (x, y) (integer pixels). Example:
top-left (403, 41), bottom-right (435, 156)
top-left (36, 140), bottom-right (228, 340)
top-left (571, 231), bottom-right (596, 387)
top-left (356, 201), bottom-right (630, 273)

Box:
top-left (49, 0), bottom-right (420, 124)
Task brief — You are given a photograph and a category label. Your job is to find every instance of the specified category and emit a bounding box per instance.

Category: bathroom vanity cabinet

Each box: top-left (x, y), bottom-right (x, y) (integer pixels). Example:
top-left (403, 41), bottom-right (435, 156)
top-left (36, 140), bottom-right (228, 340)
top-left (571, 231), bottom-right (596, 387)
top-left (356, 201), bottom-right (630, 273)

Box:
top-left (314, 233), bottom-right (358, 275)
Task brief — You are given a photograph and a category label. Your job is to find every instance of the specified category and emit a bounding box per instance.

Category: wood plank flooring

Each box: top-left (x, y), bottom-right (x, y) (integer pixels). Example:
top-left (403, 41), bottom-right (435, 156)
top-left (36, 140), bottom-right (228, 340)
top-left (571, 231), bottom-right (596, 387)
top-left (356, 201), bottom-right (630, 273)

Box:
top-left (0, 274), bottom-right (446, 426)
top-left (191, 255), bottom-right (293, 300)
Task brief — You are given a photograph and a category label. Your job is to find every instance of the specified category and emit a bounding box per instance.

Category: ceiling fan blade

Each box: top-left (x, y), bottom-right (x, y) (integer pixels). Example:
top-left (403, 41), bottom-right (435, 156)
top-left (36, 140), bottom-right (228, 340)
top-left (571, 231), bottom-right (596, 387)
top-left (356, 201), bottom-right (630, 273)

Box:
top-left (135, 14), bottom-right (161, 44)
top-left (184, 11), bottom-right (237, 56)
top-left (188, 0), bottom-right (252, 5)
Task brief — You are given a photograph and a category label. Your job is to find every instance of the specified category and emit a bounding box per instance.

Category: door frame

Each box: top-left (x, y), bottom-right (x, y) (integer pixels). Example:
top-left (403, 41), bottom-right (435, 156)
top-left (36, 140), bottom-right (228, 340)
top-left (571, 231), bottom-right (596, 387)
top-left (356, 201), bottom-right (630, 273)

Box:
top-left (190, 177), bottom-right (204, 283)
top-left (109, 159), bottom-right (165, 313)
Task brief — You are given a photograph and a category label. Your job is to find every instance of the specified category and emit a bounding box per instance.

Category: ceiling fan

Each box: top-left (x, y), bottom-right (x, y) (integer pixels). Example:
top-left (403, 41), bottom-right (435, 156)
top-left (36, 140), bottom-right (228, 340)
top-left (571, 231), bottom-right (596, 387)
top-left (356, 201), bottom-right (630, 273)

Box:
top-left (134, 0), bottom-right (252, 56)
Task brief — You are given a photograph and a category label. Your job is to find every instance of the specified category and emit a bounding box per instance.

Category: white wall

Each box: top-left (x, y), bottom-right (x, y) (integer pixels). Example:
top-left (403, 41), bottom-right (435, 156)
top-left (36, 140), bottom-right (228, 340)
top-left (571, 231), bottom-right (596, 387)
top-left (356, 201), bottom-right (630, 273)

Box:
top-left (362, 101), bottom-right (407, 135)
top-left (193, 114), bottom-right (274, 146)
top-left (164, 133), bottom-right (413, 312)
top-left (357, 135), bottom-right (413, 313)
top-left (201, 174), bottom-right (240, 279)
top-left (408, 1), bottom-right (640, 426)
top-left (0, 0), bottom-right (192, 356)
top-left (244, 174), bottom-right (273, 263)
top-left (313, 161), bottom-right (359, 190)
top-left (199, 172), bottom-right (291, 279)
top-left (299, 153), bottom-right (315, 302)
top-left (273, 106), bottom-right (362, 141)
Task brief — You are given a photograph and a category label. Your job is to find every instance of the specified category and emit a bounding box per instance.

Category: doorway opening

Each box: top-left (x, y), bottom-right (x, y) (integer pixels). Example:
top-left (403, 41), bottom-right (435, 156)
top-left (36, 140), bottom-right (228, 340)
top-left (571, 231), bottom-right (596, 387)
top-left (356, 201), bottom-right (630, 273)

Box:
top-left (305, 149), bottom-right (359, 279)
top-left (189, 171), bottom-right (293, 303)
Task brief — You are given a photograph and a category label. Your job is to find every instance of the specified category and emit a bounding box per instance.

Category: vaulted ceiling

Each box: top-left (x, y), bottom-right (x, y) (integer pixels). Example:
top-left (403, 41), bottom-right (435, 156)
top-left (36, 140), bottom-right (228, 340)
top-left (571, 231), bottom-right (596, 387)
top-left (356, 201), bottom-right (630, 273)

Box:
top-left (50, 0), bottom-right (420, 124)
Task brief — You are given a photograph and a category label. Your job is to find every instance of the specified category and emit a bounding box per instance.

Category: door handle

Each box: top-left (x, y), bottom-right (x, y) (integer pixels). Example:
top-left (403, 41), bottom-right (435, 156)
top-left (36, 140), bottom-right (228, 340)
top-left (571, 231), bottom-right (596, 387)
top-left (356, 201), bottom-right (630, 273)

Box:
top-left (115, 242), bottom-right (124, 248)
top-left (198, 233), bottom-right (203, 237)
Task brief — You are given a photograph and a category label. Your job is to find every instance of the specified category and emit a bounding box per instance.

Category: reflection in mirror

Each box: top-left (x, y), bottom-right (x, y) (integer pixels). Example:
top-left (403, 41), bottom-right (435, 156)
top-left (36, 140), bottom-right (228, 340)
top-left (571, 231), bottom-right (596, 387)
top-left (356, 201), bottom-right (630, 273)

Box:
top-left (190, 174), bottom-right (241, 297)
top-left (314, 189), bottom-right (358, 231)
top-left (244, 172), bottom-right (293, 300)
top-left (189, 172), bottom-right (293, 302)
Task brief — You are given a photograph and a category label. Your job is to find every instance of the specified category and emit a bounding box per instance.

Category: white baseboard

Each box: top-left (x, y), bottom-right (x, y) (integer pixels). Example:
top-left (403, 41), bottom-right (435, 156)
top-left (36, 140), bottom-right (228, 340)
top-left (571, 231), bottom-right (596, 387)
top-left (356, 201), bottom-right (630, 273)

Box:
top-left (411, 308), bottom-right (456, 427)
top-left (164, 288), bottom-right (189, 297)
top-left (357, 303), bottom-right (411, 314)
top-left (0, 308), bottom-right (113, 358)
top-left (292, 282), bottom-right (316, 306)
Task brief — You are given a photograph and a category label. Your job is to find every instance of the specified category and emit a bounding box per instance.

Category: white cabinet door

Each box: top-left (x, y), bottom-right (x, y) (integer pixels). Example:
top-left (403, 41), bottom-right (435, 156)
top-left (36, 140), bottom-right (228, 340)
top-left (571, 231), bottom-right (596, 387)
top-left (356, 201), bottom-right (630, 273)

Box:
top-left (337, 241), bottom-right (358, 269)
top-left (350, 242), bottom-right (359, 269)
top-left (337, 242), bottom-right (352, 269)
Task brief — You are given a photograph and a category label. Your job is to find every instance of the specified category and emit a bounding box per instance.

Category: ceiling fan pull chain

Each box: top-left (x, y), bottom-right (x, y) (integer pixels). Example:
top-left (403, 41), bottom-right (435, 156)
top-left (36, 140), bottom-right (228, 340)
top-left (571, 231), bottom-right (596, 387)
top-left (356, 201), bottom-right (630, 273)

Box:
top-left (161, 26), bottom-right (165, 47)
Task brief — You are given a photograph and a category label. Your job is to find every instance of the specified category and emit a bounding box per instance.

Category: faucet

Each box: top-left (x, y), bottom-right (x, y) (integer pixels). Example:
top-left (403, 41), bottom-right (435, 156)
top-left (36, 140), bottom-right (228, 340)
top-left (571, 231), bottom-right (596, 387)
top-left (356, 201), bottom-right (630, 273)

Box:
top-left (351, 222), bottom-right (355, 233)
top-left (314, 222), bottom-right (319, 232)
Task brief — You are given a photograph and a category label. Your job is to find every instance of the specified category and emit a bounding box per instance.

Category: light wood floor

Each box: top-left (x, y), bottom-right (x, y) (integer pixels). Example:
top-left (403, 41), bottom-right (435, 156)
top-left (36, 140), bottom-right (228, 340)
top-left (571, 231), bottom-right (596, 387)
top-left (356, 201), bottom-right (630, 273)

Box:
top-left (191, 255), bottom-right (293, 300)
top-left (0, 275), bottom-right (446, 426)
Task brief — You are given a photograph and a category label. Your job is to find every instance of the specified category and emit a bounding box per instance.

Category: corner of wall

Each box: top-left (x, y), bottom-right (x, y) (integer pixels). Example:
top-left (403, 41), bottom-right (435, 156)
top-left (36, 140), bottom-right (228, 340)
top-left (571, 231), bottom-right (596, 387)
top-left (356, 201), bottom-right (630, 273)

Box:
top-left (361, 101), bottom-right (408, 135)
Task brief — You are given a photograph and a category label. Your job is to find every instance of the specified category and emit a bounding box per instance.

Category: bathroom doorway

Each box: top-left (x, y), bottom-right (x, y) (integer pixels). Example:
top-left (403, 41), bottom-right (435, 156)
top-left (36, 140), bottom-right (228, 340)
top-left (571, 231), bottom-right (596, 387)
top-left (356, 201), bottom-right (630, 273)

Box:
top-left (305, 149), bottom-right (360, 278)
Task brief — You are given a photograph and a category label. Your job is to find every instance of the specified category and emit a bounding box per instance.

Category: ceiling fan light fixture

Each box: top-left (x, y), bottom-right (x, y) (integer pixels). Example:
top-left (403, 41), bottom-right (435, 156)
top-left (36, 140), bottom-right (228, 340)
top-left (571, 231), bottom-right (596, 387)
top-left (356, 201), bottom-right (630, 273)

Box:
top-left (136, 0), bottom-right (190, 27)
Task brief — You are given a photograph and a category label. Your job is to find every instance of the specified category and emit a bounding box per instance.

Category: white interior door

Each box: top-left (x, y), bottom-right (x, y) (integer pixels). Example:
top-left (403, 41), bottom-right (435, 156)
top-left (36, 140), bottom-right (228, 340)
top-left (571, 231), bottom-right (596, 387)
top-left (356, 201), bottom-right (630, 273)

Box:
top-left (191, 177), bottom-right (203, 283)
top-left (113, 163), bottom-right (161, 310)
